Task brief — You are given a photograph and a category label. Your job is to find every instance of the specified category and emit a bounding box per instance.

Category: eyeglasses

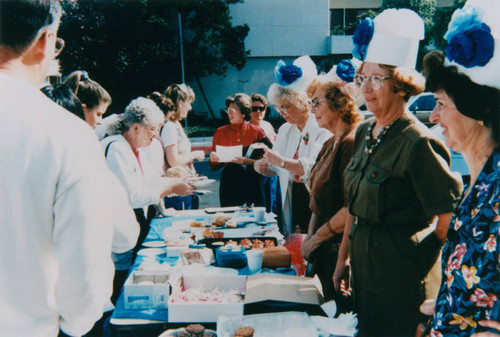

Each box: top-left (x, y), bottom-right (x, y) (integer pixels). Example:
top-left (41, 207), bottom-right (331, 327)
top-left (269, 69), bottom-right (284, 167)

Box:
top-left (276, 105), bottom-right (291, 114)
top-left (354, 74), bottom-right (390, 90)
top-left (252, 106), bottom-right (266, 112)
top-left (54, 38), bottom-right (65, 57)
top-left (308, 98), bottom-right (327, 109)
top-left (226, 107), bottom-right (238, 114)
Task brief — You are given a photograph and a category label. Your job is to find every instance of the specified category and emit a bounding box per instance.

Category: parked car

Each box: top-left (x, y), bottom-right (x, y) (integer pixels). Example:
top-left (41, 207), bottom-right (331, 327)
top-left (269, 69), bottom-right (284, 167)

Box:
top-left (361, 92), bottom-right (437, 127)
top-left (430, 124), bottom-right (470, 184)
top-left (407, 92), bottom-right (436, 127)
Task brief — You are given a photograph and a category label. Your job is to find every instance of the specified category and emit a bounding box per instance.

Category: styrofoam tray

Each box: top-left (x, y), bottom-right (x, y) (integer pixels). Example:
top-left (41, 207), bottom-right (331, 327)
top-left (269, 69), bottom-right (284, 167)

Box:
top-left (217, 311), bottom-right (318, 337)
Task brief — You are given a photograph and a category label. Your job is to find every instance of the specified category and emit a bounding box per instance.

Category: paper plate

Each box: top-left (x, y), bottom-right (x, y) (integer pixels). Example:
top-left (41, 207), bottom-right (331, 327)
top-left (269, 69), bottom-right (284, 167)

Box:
top-left (190, 179), bottom-right (215, 188)
top-left (193, 189), bottom-right (212, 195)
top-left (137, 248), bottom-right (166, 257)
top-left (187, 176), bottom-right (208, 182)
top-left (142, 240), bottom-right (167, 248)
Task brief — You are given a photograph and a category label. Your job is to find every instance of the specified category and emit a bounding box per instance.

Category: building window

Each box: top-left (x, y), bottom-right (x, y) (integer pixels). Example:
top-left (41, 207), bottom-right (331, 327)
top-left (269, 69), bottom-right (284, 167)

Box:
top-left (330, 8), bottom-right (376, 35)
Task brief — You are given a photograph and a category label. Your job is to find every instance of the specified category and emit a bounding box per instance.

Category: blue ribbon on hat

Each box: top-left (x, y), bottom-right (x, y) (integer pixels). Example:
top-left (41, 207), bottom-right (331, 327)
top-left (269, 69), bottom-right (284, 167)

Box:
top-left (336, 59), bottom-right (356, 82)
top-left (80, 70), bottom-right (89, 81)
top-left (352, 18), bottom-right (374, 61)
top-left (274, 60), bottom-right (303, 86)
top-left (444, 5), bottom-right (494, 68)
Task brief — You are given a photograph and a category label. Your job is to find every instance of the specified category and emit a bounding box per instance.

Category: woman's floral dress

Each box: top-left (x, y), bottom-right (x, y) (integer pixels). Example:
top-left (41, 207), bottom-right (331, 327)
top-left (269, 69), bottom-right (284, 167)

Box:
top-left (431, 150), bottom-right (500, 336)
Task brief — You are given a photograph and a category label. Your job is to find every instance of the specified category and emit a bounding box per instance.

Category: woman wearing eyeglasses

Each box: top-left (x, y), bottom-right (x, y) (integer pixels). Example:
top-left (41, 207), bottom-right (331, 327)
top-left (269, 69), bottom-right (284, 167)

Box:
top-left (301, 65), bottom-right (363, 305)
top-left (102, 97), bottom-right (193, 303)
top-left (254, 56), bottom-right (332, 236)
top-left (209, 93), bottom-right (272, 207)
top-left (334, 10), bottom-right (462, 336)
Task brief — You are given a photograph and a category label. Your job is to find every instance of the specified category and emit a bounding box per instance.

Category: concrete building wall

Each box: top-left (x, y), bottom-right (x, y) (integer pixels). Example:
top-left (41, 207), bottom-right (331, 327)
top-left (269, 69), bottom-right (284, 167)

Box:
top-left (230, 0), bottom-right (329, 57)
top-left (190, 57), bottom-right (295, 119)
top-left (330, 0), bottom-right (381, 9)
top-left (188, 0), bottom-right (329, 118)
top-left (329, 0), bottom-right (454, 9)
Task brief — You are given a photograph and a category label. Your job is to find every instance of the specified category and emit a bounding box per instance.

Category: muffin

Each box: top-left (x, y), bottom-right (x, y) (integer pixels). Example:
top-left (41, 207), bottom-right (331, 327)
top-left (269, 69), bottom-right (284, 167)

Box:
top-left (233, 326), bottom-right (254, 337)
top-left (185, 324), bottom-right (205, 337)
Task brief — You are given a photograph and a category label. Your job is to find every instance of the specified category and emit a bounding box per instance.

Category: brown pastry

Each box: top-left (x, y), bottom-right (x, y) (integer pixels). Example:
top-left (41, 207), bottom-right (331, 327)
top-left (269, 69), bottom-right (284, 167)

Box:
top-left (239, 238), bottom-right (252, 249)
top-left (251, 239), bottom-right (264, 249)
top-left (185, 323), bottom-right (205, 336)
top-left (203, 228), bottom-right (214, 238)
top-left (233, 326), bottom-right (254, 337)
top-left (264, 239), bottom-right (276, 248)
top-left (212, 215), bottom-right (231, 227)
top-left (190, 221), bottom-right (204, 228)
top-left (165, 166), bottom-right (191, 178)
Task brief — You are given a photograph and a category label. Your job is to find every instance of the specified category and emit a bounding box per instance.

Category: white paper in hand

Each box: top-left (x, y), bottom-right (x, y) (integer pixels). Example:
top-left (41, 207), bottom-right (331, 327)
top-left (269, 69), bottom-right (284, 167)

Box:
top-left (216, 145), bottom-right (242, 162)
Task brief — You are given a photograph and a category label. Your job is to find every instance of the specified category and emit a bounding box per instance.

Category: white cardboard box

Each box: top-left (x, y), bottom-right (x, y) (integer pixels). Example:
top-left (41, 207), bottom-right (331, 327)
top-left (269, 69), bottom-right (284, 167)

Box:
top-left (123, 271), bottom-right (170, 310)
top-left (168, 275), bottom-right (246, 322)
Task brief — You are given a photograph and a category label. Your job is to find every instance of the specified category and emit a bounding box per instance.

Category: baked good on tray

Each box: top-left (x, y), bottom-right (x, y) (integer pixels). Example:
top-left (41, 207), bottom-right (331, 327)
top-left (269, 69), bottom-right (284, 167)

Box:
top-left (233, 326), bottom-right (254, 337)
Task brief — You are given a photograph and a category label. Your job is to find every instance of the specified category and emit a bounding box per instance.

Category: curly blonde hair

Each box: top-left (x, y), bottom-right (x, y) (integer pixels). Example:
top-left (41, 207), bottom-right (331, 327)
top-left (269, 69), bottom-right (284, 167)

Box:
top-left (307, 79), bottom-right (363, 125)
top-left (266, 83), bottom-right (309, 114)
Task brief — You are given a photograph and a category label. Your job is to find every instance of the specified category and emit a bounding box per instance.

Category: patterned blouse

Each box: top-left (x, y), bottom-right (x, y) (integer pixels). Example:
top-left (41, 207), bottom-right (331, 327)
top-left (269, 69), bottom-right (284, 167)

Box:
top-left (431, 149), bottom-right (500, 336)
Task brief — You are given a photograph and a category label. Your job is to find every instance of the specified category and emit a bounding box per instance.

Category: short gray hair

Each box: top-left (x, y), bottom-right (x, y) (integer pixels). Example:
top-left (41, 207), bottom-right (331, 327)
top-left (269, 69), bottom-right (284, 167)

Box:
top-left (108, 97), bottom-right (164, 135)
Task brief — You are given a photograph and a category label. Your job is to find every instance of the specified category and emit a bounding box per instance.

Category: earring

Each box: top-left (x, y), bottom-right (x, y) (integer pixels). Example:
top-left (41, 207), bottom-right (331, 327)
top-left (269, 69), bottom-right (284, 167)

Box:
top-left (478, 120), bottom-right (484, 127)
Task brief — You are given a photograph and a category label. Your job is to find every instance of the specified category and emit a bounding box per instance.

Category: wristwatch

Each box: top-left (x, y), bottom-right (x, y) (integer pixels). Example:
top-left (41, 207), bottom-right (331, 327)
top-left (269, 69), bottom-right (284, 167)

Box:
top-left (280, 158), bottom-right (285, 168)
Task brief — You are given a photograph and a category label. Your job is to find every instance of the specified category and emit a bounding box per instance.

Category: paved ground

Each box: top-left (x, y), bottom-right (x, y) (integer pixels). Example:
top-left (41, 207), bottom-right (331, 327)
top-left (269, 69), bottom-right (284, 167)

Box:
top-left (193, 157), bottom-right (221, 209)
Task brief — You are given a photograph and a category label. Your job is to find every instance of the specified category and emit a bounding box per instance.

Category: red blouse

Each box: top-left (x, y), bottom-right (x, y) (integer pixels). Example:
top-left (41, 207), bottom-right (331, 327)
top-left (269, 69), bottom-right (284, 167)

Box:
top-left (209, 122), bottom-right (266, 171)
top-left (211, 122), bottom-right (266, 150)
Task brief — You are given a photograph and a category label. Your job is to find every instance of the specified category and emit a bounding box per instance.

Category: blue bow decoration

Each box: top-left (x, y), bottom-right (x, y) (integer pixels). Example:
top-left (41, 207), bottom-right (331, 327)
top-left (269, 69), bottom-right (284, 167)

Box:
top-left (336, 59), bottom-right (356, 82)
top-left (352, 18), bottom-right (374, 61)
top-left (444, 5), bottom-right (494, 68)
top-left (275, 60), bottom-right (303, 86)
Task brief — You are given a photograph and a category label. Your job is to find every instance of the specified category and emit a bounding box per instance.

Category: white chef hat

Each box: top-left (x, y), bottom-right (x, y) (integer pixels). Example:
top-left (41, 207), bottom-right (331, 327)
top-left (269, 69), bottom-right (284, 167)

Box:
top-left (273, 55), bottom-right (318, 93)
top-left (443, 0), bottom-right (500, 89)
top-left (352, 9), bottom-right (424, 69)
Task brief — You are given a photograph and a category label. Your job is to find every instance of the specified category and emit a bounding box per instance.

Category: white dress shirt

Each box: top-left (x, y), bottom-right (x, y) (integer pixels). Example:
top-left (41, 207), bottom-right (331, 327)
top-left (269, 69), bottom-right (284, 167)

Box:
top-left (0, 73), bottom-right (115, 337)
top-left (101, 135), bottom-right (171, 210)
top-left (271, 114), bottom-right (332, 233)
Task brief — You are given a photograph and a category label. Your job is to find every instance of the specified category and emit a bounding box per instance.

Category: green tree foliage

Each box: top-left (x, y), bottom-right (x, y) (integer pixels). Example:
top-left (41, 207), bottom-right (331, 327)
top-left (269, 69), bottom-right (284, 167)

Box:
top-left (427, 0), bottom-right (466, 51)
top-left (58, 0), bottom-right (249, 112)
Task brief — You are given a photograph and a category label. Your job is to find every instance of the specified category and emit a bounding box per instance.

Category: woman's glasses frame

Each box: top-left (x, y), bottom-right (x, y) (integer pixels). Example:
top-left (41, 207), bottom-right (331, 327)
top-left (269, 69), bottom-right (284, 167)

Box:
top-left (308, 98), bottom-right (327, 109)
top-left (354, 74), bottom-right (390, 90)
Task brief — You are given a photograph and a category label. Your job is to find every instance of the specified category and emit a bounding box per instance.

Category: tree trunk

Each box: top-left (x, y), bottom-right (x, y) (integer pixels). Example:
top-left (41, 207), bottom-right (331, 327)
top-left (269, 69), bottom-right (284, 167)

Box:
top-left (195, 77), bottom-right (216, 119)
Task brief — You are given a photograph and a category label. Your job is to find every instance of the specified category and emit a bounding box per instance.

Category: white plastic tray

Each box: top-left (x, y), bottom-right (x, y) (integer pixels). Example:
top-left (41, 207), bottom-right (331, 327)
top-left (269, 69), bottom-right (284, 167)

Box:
top-left (217, 311), bottom-right (318, 337)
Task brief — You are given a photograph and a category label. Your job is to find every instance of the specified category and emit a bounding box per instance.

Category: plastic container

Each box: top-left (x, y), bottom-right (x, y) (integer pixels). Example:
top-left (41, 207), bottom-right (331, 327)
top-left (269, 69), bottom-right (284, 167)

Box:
top-left (215, 245), bottom-right (247, 269)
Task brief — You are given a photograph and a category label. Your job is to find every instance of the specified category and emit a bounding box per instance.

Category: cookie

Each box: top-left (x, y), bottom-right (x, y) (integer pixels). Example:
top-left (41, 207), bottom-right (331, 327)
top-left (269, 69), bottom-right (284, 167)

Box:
top-left (233, 326), bottom-right (254, 337)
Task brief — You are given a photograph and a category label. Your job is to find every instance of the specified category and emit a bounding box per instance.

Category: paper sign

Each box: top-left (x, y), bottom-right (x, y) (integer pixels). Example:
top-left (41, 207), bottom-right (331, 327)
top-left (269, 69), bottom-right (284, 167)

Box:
top-left (216, 145), bottom-right (242, 162)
